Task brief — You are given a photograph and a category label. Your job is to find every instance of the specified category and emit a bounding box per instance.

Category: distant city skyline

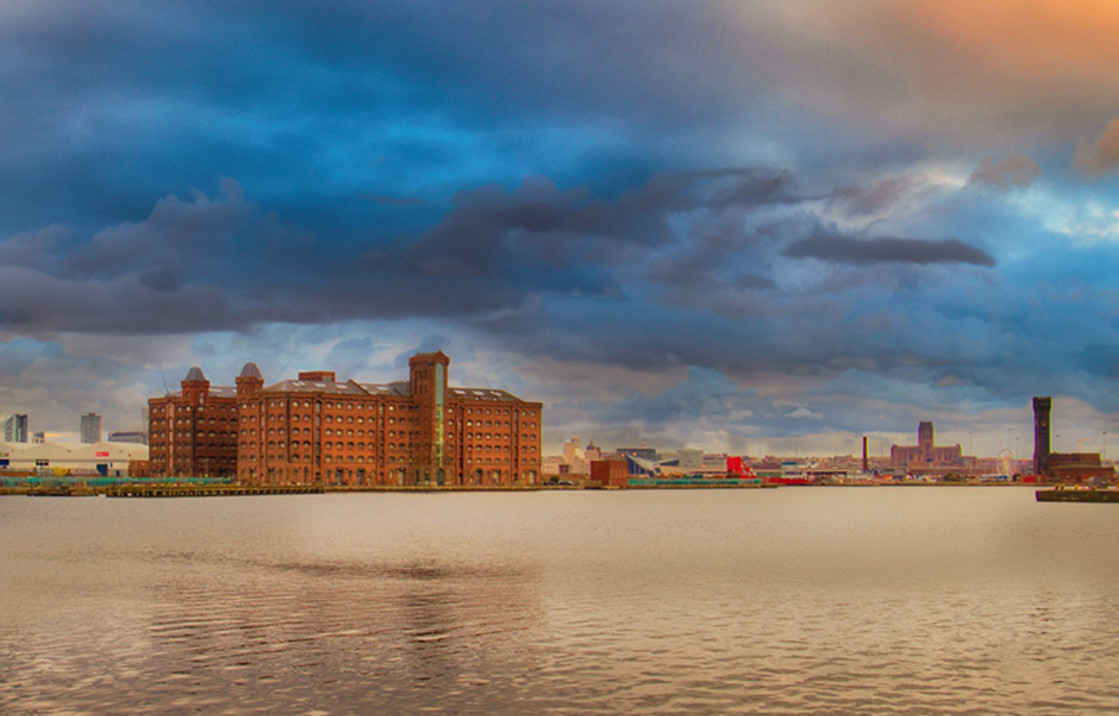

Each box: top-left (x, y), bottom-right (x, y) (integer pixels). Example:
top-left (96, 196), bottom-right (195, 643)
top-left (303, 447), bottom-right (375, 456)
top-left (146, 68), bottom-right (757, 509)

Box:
top-left (1, 388), bottom-right (1112, 462)
top-left (3, 3), bottom-right (1119, 458)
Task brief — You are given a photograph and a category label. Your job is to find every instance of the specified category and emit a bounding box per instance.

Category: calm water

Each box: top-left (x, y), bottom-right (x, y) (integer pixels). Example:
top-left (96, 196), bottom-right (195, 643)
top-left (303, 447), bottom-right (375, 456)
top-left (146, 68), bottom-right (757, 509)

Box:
top-left (3, 487), bottom-right (1119, 714)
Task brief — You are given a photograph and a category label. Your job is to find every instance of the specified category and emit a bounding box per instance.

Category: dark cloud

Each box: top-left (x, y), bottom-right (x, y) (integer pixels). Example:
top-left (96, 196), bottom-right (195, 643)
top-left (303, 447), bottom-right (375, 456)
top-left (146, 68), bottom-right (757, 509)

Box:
top-left (0, 266), bottom-right (256, 335)
top-left (967, 153), bottom-right (1039, 191)
top-left (0, 0), bottom-right (780, 243)
top-left (65, 179), bottom-right (251, 281)
top-left (0, 175), bottom-right (612, 332)
top-left (782, 234), bottom-right (996, 267)
top-left (0, 308), bottom-right (33, 326)
top-left (138, 267), bottom-right (181, 293)
top-left (466, 232), bottom-right (1012, 397)
top-left (381, 168), bottom-right (799, 315)
top-left (733, 274), bottom-right (776, 290)
top-left (0, 164), bottom-right (999, 337)
top-left (0, 225), bottom-right (72, 273)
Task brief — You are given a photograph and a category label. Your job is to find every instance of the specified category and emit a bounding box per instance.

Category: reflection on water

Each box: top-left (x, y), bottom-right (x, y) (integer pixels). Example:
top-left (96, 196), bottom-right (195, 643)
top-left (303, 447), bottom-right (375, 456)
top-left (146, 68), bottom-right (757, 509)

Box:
top-left (4, 489), bottom-right (1119, 713)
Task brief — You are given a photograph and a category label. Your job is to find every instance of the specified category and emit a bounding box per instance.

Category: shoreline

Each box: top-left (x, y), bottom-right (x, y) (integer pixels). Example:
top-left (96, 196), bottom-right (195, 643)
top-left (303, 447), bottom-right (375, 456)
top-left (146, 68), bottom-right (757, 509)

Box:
top-left (0, 480), bottom-right (1051, 497)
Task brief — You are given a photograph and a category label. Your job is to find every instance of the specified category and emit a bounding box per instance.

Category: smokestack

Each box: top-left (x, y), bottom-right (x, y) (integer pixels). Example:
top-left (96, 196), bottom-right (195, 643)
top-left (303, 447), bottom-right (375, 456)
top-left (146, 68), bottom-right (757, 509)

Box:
top-left (862, 436), bottom-right (869, 472)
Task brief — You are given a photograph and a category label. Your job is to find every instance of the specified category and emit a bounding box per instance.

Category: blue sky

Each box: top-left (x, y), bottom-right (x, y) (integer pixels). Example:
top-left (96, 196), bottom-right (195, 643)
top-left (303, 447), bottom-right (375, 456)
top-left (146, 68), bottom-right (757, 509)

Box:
top-left (3, 0), bottom-right (1119, 458)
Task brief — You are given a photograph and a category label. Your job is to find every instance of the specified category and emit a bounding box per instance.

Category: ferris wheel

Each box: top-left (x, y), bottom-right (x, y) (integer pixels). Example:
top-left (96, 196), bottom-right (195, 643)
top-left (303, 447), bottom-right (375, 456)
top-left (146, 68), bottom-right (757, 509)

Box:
top-left (996, 448), bottom-right (1014, 475)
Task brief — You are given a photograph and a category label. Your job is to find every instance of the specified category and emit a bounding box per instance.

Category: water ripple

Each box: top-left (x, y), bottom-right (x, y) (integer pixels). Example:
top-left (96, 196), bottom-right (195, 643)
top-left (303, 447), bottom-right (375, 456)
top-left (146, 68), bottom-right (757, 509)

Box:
top-left (4, 489), bottom-right (1119, 713)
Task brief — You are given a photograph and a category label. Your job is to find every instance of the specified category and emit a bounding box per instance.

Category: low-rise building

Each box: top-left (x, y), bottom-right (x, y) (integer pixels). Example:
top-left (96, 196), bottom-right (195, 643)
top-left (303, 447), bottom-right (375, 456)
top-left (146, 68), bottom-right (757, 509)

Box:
top-left (1046, 452), bottom-right (1115, 484)
top-left (591, 458), bottom-right (628, 487)
top-left (0, 441), bottom-right (148, 476)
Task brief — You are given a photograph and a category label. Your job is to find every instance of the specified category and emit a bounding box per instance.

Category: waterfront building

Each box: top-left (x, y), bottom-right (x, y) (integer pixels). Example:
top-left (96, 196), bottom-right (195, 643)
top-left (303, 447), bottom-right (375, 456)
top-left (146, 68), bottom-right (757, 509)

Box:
top-left (677, 448), bottom-right (703, 469)
top-left (618, 446), bottom-right (657, 462)
top-left (1045, 452), bottom-right (1114, 483)
top-left (623, 453), bottom-right (660, 476)
top-left (590, 459), bottom-right (628, 487)
top-left (236, 351), bottom-right (542, 487)
top-left (149, 351), bottom-right (542, 485)
top-left (148, 366), bottom-right (240, 478)
top-left (0, 440), bottom-right (148, 476)
top-left (80, 412), bottom-right (102, 444)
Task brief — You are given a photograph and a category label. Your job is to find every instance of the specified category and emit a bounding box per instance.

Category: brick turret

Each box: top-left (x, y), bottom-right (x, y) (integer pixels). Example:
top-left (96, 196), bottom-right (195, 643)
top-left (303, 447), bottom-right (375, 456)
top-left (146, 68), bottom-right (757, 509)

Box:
top-left (236, 362), bottom-right (264, 396)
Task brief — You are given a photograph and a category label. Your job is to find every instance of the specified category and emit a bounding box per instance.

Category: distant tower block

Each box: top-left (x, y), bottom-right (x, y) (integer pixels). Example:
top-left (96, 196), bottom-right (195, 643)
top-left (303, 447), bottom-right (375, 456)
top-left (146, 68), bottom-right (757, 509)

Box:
top-left (1033, 396), bottom-right (1052, 475)
top-left (80, 412), bottom-right (102, 444)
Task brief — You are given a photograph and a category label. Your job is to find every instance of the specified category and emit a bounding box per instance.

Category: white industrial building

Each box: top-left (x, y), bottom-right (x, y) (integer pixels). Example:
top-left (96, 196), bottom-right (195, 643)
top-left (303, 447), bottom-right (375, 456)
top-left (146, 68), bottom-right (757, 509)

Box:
top-left (0, 441), bottom-right (148, 477)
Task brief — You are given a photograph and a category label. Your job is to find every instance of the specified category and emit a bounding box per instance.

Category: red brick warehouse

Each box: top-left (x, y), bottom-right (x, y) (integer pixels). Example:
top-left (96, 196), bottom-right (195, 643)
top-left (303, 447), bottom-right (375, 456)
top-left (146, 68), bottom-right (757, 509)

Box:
top-left (149, 351), bottom-right (543, 486)
top-left (148, 366), bottom-right (239, 478)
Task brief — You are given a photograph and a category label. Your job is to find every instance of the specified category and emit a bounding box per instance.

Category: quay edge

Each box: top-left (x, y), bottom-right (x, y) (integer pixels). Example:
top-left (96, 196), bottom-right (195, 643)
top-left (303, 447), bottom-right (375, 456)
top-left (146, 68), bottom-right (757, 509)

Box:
top-left (1036, 488), bottom-right (1119, 503)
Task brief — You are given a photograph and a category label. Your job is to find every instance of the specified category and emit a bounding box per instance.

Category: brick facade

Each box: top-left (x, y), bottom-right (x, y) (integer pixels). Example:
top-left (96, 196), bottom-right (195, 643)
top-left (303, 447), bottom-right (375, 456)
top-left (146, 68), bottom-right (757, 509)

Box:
top-left (1046, 452), bottom-right (1115, 484)
top-left (590, 459), bottom-right (629, 487)
top-left (890, 421), bottom-right (964, 470)
top-left (150, 351), bottom-right (543, 486)
top-left (148, 366), bottom-right (240, 477)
